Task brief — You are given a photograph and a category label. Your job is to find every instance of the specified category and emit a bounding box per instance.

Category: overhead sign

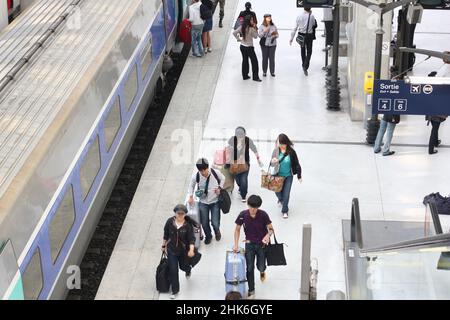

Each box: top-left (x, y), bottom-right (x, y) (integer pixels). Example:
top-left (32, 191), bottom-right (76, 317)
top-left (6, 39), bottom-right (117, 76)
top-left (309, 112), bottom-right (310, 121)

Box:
top-left (296, 0), bottom-right (334, 8)
top-left (372, 80), bottom-right (450, 115)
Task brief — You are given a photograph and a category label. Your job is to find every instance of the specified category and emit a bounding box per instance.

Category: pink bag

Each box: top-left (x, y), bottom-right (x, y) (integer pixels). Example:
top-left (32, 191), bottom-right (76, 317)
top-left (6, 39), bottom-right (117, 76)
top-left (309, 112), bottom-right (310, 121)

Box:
top-left (214, 148), bottom-right (229, 166)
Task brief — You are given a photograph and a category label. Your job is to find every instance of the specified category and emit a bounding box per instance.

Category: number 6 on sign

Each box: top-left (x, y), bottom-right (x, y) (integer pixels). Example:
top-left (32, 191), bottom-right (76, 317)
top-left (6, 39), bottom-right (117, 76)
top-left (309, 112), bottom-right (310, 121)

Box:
top-left (394, 99), bottom-right (407, 112)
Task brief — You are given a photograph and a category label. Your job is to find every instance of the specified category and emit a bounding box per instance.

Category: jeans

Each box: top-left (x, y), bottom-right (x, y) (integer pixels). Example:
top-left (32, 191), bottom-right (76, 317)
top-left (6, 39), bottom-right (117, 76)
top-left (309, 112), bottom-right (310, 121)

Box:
top-left (240, 45), bottom-right (259, 80)
top-left (199, 201), bottom-right (221, 239)
top-left (301, 37), bottom-right (314, 70)
top-left (191, 24), bottom-right (204, 56)
top-left (374, 120), bottom-right (396, 153)
top-left (261, 45), bottom-right (276, 75)
top-left (429, 120), bottom-right (441, 153)
top-left (245, 242), bottom-right (266, 292)
top-left (167, 249), bottom-right (191, 294)
top-left (275, 175), bottom-right (293, 214)
top-left (235, 167), bottom-right (249, 199)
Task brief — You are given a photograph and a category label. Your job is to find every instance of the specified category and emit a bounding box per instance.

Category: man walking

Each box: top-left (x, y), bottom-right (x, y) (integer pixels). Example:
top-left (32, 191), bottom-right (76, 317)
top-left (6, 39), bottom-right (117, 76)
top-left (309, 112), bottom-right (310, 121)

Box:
top-left (233, 195), bottom-right (274, 298)
top-left (188, 158), bottom-right (225, 244)
top-left (290, 6), bottom-right (318, 76)
top-left (212, 0), bottom-right (225, 28)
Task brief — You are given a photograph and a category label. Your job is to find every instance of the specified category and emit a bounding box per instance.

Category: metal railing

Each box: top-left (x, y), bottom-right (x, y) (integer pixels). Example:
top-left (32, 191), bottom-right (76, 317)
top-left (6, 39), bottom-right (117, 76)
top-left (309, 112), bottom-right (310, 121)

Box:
top-left (350, 198), bottom-right (363, 248)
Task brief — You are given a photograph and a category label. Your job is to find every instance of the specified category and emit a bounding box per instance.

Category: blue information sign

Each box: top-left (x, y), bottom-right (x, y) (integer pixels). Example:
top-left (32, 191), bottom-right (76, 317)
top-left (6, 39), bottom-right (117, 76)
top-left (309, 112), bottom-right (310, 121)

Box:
top-left (372, 80), bottom-right (450, 115)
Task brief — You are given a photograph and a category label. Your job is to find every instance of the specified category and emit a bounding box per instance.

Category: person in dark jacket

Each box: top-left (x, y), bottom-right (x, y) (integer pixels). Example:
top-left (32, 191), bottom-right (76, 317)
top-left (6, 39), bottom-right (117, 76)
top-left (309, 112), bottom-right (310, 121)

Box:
top-left (238, 2), bottom-right (257, 25)
top-left (374, 114), bottom-right (400, 156)
top-left (162, 204), bottom-right (196, 299)
top-left (270, 134), bottom-right (302, 219)
top-left (427, 115), bottom-right (447, 154)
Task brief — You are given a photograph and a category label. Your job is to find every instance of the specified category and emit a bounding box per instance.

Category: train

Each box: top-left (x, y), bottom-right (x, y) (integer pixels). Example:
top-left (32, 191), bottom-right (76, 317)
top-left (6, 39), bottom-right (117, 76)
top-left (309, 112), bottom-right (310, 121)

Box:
top-left (0, 0), bottom-right (187, 300)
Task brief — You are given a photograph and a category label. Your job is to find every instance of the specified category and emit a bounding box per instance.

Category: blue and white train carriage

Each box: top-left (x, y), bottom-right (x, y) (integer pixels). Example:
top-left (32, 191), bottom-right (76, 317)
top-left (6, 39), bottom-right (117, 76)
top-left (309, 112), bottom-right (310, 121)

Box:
top-left (0, 0), bottom-right (187, 300)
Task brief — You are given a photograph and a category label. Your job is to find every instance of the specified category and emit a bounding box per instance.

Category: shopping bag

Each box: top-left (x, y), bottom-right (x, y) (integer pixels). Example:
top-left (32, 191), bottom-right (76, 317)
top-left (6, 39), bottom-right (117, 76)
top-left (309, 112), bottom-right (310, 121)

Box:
top-left (261, 172), bottom-right (285, 193)
top-left (265, 234), bottom-right (287, 266)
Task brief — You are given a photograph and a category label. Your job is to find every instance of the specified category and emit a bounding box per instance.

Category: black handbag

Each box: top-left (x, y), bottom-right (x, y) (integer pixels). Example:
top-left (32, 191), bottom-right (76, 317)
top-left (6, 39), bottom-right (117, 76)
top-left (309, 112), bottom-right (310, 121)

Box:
top-left (156, 253), bottom-right (170, 292)
top-left (265, 233), bottom-right (287, 266)
top-left (188, 249), bottom-right (202, 268)
top-left (218, 188), bottom-right (231, 214)
top-left (260, 36), bottom-right (267, 46)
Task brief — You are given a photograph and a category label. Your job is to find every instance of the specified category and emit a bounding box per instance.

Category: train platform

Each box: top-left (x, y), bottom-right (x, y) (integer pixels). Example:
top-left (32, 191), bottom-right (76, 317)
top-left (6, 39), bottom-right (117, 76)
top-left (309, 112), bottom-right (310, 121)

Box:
top-left (97, 0), bottom-right (450, 300)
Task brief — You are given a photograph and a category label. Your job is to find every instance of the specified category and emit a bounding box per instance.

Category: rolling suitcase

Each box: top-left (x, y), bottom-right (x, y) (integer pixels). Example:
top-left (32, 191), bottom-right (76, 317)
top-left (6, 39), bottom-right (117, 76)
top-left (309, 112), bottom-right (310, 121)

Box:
top-left (224, 250), bottom-right (247, 297)
top-left (187, 201), bottom-right (202, 249)
top-left (179, 19), bottom-right (192, 44)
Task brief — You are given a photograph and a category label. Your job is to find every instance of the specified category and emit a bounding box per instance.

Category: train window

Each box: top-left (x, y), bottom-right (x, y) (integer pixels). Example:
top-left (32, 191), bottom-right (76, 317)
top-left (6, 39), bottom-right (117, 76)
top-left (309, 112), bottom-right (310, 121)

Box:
top-left (124, 64), bottom-right (138, 111)
top-left (22, 249), bottom-right (43, 300)
top-left (104, 99), bottom-right (122, 152)
top-left (80, 136), bottom-right (101, 200)
top-left (140, 38), bottom-right (153, 80)
top-left (49, 185), bottom-right (75, 264)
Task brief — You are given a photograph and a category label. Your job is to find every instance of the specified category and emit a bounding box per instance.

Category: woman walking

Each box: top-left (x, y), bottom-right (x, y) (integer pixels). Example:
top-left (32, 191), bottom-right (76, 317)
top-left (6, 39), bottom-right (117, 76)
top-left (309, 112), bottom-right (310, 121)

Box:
top-left (233, 15), bottom-right (261, 82)
top-left (258, 14), bottom-right (278, 77)
top-left (270, 134), bottom-right (302, 219)
top-left (162, 204), bottom-right (196, 299)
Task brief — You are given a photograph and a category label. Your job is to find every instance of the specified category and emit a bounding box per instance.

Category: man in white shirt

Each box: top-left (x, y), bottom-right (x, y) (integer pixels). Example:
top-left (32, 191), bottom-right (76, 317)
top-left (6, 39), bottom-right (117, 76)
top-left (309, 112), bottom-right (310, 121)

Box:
top-left (290, 7), bottom-right (318, 76)
top-left (189, 0), bottom-right (205, 57)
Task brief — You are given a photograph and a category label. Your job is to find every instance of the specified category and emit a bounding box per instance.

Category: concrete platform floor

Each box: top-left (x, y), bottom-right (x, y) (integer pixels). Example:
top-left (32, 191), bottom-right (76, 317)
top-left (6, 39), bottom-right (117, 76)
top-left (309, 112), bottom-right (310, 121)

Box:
top-left (96, 0), bottom-right (450, 300)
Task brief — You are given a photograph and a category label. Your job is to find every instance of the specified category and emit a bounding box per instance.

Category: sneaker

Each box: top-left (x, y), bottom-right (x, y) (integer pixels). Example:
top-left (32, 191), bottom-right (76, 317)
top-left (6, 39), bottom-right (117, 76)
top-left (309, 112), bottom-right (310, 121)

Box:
top-left (253, 78), bottom-right (262, 82)
top-left (207, 47), bottom-right (212, 53)
top-left (170, 292), bottom-right (178, 299)
top-left (374, 148), bottom-right (381, 154)
top-left (283, 213), bottom-right (289, 219)
top-left (263, 73), bottom-right (267, 77)
top-left (243, 76), bottom-right (251, 80)
top-left (219, 20), bottom-right (223, 28)
top-left (204, 48), bottom-right (208, 54)
top-left (185, 271), bottom-right (191, 279)
top-left (303, 69), bottom-right (308, 76)
top-left (241, 197), bottom-right (247, 203)
top-left (382, 151), bottom-right (395, 156)
top-left (271, 73), bottom-right (275, 77)
top-left (204, 237), bottom-right (212, 245)
top-left (260, 272), bottom-right (266, 282)
top-left (248, 290), bottom-right (255, 299)
top-left (215, 230), bottom-right (222, 241)
top-left (429, 150), bottom-right (438, 155)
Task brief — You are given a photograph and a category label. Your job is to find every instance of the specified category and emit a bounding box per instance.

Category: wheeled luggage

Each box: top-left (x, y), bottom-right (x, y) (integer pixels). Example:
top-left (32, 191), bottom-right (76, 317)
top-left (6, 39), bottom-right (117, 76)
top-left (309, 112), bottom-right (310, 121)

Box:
top-left (187, 201), bottom-right (202, 248)
top-left (179, 19), bottom-right (192, 44)
top-left (224, 250), bottom-right (247, 297)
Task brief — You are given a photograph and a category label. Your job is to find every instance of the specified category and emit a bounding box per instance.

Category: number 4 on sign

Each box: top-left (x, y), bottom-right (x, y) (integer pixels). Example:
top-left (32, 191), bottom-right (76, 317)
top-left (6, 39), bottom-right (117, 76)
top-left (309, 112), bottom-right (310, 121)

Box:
top-left (378, 99), bottom-right (391, 112)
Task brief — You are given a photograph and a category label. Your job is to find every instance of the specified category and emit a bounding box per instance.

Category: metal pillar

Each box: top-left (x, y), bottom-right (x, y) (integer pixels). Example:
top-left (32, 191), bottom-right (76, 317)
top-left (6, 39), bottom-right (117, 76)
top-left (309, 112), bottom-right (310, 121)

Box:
top-left (326, 3), bottom-right (341, 111)
top-left (365, 14), bottom-right (384, 144)
top-left (300, 224), bottom-right (312, 300)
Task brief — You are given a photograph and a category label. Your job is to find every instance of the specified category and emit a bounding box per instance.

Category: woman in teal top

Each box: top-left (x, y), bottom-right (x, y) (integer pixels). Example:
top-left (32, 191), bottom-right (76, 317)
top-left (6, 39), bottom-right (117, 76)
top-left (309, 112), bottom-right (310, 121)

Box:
top-left (271, 134), bottom-right (302, 219)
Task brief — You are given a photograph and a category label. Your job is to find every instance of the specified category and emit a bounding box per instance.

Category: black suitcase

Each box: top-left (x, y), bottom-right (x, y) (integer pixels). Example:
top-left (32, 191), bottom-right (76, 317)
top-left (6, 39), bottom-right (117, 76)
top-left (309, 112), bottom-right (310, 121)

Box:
top-left (156, 253), bottom-right (170, 293)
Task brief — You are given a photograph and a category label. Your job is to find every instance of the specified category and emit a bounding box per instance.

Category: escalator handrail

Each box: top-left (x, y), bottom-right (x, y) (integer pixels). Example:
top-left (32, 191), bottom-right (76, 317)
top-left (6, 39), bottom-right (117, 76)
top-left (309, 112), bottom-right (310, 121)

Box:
top-left (350, 198), bottom-right (363, 248)
top-left (360, 232), bottom-right (450, 255)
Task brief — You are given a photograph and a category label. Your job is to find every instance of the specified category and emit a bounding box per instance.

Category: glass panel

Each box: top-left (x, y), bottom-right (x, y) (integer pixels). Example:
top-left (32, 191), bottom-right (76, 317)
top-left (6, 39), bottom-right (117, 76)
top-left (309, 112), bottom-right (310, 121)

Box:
top-left (140, 38), bottom-right (153, 80)
top-left (366, 250), bottom-right (450, 299)
top-left (49, 185), bottom-right (75, 264)
top-left (123, 65), bottom-right (138, 111)
top-left (104, 99), bottom-right (122, 152)
top-left (22, 249), bottom-right (43, 300)
top-left (80, 136), bottom-right (101, 200)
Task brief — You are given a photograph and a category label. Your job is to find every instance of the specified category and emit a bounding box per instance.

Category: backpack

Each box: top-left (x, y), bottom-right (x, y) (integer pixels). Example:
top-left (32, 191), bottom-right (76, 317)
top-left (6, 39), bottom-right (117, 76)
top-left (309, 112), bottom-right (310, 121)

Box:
top-left (423, 192), bottom-right (450, 215)
top-left (234, 16), bottom-right (244, 30)
top-left (200, 2), bottom-right (213, 20)
top-left (196, 169), bottom-right (231, 214)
